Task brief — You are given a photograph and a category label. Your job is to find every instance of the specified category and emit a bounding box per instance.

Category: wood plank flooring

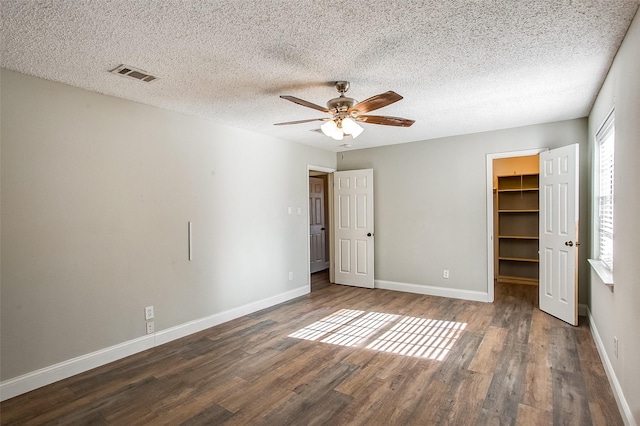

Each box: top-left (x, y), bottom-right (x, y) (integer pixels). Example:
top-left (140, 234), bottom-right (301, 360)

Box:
top-left (0, 271), bottom-right (623, 425)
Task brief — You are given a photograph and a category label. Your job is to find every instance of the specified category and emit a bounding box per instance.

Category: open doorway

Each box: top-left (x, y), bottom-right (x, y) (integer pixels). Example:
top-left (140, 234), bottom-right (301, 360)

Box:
top-left (309, 172), bottom-right (330, 291)
top-left (307, 166), bottom-right (335, 292)
top-left (486, 149), bottom-right (544, 303)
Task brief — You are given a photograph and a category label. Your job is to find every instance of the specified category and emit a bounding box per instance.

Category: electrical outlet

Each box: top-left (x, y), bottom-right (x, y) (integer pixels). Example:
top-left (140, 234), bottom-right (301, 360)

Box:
top-left (289, 272), bottom-right (294, 280)
top-left (145, 306), bottom-right (154, 320)
top-left (443, 269), bottom-right (450, 279)
top-left (614, 336), bottom-right (618, 357)
top-left (146, 321), bottom-right (154, 334)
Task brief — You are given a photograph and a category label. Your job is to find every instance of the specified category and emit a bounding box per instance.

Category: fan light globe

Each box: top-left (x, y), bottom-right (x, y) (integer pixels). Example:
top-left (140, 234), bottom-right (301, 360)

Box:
top-left (321, 120), bottom-right (338, 137)
top-left (342, 118), bottom-right (364, 138)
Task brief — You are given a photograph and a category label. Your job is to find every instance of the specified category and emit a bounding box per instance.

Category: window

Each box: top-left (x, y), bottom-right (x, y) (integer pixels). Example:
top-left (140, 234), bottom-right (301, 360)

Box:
top-left (589, 110), bottom-right (615, 285)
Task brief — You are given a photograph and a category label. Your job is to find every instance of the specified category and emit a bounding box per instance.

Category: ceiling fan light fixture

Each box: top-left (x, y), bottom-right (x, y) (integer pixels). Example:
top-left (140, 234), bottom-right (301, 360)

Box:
top-left (342, 117), bottom-right (363, 138)
top-left (277, 81), bottom-right (413, 141)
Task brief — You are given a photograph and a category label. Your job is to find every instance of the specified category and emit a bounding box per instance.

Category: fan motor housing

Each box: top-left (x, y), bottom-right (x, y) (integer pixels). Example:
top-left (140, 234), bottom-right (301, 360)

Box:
top-left (327, 97), bottom-right (356, 113)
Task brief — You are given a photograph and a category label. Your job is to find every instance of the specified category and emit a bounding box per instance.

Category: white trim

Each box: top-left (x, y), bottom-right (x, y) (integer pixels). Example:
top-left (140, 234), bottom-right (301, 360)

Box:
top-left (375, 279), bottom-right (491, 302)
top-left (485, 149), bottom-right (546, 303)
top-left (307, 165), bottom-right (336, 174)
top-left (587, 307), bottom-right (636, 426)
top-left (0, 285), bottom-right (309, 402)
top-left (588, 258), bottom-right (614, 287)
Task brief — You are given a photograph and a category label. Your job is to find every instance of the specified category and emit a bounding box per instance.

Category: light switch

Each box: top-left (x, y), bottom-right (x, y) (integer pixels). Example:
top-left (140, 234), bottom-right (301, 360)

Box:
top-left (287, 206), bottom-right (292, 215)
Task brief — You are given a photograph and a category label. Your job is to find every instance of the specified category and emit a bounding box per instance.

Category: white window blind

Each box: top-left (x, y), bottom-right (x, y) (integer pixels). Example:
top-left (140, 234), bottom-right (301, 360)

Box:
top-left (596, 112), bottom-right (615, 270)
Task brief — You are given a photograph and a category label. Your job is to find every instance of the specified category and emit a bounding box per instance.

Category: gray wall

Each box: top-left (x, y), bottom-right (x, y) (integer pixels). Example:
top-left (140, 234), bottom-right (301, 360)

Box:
top-left (588, 8), bottom-right (640, 421)
top-left (337, 119), bottom-right (589, 299)
top-left (0, 70), bottom-right (336, 380)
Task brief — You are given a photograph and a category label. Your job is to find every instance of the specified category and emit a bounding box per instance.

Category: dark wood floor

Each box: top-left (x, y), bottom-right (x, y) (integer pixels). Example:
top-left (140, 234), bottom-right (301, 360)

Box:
top-left (1, 271), bottom-right (622, 425)
top-left (310, 269), bottom-right (331, 292)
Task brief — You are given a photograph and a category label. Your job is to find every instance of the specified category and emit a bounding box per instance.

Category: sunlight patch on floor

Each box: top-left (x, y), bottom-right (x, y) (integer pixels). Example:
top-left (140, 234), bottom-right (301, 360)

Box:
top-left (288, 309), bottom-right (466, 360)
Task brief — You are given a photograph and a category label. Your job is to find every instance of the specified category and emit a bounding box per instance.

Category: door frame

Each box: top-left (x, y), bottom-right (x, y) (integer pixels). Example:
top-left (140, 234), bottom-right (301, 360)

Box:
top-left (307, 165), bottom-right (336, 291)
top-left (309, 176), bottom-right (329, 274)
top-left (485, 148), bottom-right (545, 302)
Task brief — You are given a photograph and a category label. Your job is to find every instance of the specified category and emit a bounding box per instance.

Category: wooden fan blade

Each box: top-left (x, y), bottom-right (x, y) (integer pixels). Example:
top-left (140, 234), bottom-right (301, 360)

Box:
top-left (274, 118), bottom-right (330, 126)
top-left (280, 95), bottom-right (330, 113)
top-left (356, 115), bottom-right (415, 127)
top-left (349, 91), bottom-right (403, 114)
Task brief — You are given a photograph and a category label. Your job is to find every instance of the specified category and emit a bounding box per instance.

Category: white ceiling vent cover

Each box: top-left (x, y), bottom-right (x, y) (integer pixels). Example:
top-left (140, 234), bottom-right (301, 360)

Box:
top-left (110, 64), bottom-right (159, 83)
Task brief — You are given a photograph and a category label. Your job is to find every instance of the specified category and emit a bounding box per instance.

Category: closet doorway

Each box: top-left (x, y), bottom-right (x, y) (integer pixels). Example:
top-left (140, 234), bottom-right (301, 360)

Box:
top-left (486, 149), bottom-right (544, 303)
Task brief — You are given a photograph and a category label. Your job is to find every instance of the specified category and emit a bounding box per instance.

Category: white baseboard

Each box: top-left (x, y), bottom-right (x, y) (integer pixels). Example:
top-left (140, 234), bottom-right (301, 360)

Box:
top-left (0, 335), bottom-right (155, 402)
top-left (0, 285), bottom-right (309, 402)
top-left (587, 307), bottom-right (636, 426)
top-left (375, 279), bottom-right (491, 302)
top-left (154, 285), bottom-right (308, 346)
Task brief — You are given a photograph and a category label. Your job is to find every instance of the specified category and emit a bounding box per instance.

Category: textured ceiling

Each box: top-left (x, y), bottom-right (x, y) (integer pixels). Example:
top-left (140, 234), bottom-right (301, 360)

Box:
top-left (2, 1), bottom-right (638, 152)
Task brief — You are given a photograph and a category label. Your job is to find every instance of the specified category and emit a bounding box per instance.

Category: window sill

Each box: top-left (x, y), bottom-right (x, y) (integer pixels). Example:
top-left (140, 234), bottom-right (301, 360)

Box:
top-left (588, 259), bottom-right (614, 290)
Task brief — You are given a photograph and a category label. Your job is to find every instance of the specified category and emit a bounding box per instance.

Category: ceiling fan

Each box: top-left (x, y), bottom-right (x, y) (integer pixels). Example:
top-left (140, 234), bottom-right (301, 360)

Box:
top-left (274, 81), bottom-right (415, 141)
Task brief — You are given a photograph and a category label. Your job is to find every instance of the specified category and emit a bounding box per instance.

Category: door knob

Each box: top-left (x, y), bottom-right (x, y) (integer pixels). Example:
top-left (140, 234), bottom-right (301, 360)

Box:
top-left (367, 233), bottom-right (372, 237)
top-left (321, 227), bottom-right (325, 231)
top-left (565, 241), bottom-right (574, 247)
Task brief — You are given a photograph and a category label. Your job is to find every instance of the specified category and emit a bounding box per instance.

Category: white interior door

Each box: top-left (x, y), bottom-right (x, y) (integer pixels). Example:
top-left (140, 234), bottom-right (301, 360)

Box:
top-left (309, 177), bottom-right (328, 273)
top-left (333, 169), bottom-right (374, 288)
top-left (539, 144), bottom-right (579, 325)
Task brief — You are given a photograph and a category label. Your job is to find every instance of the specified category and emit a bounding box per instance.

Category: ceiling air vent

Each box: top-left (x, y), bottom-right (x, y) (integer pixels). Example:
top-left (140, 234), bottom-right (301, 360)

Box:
top-left (110, 64), bottom-right (158, 83)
